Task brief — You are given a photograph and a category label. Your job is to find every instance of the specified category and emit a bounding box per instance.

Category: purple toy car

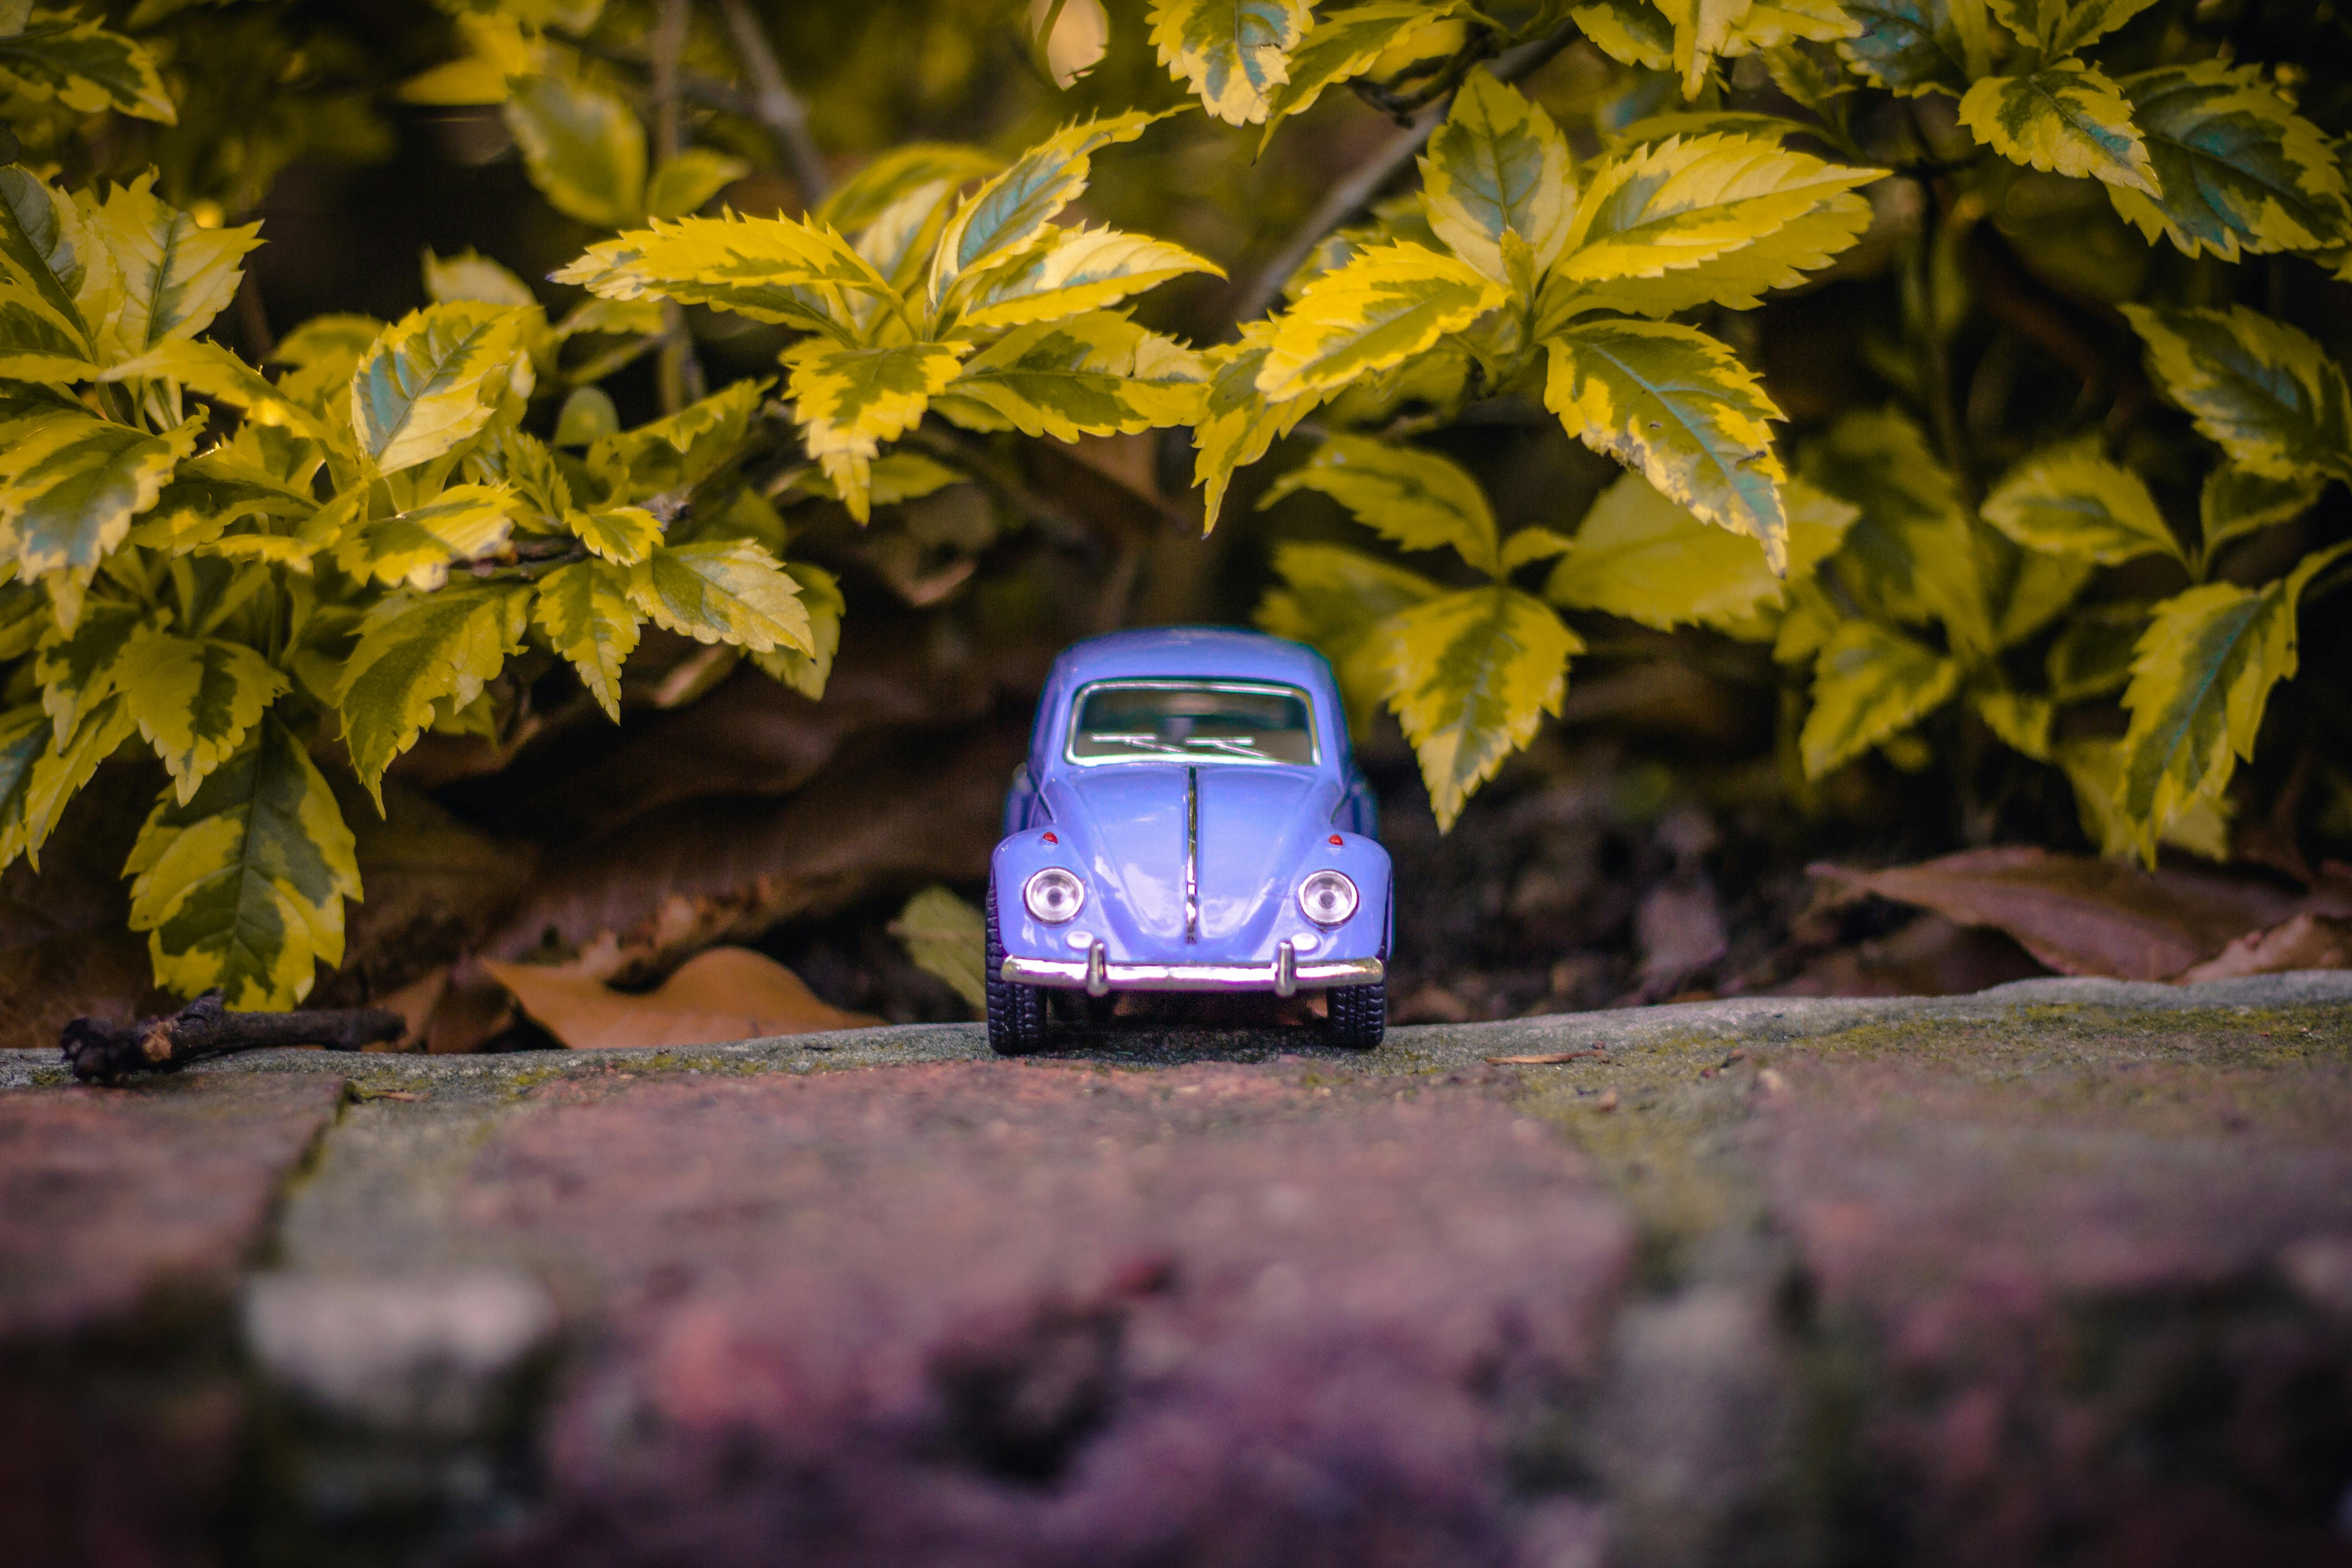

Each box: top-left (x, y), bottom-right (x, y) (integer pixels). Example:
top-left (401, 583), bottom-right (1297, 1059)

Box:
top-left (986, 627), bottom-right (1392, 1054)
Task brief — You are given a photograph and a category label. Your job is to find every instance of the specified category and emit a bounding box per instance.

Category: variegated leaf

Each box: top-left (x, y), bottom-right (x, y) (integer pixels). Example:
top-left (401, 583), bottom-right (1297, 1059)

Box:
top-left (1547, 471), bottom-right (1855, 631)
top-left (533, 557), bottom-right (639, 720)
top-left (1980, 440), bottom-right (2183, 566)
top-left (1191, 322), bottom-right (1324, 533)
top-left (334, 584), bottom-right (531, 804)
top-left (1257, 541), bottom-right (1443, 732)
top-left (2121, 303), bottom-right (2352, 483)
top-left (1259, 2), bottom-right (1455, 150)
top-left (1146, 0), bottom-right (1312, 126)
top-left (78, 173), bottom-right (261, 364)
top-left (1255, 241), bottom-right (1504, 402)
top-left (0, 409), bottom-right (199, 576)
top-left (503, 71), bottom-right (646, 228)
top-left (2199, 464), bottom-right (2321, 555)
top-left (0, 10), bottom-right (173, 123)
top-left (927, 110), bottom-right (1170, 308)
top-left (1800, 620), bottom-right (1961, 778)
top-left (1379, 583), bottom-right (1581, 829)
top-left (1259, 434), bottom-right (1500, 575)
top-left (1420, 67), bottom-right (1576, 289)
top-left (783, 339), bottom-right (970, 522)
top-left (334, 483), bottom-right (514, 589)
top-left (1837, 0), bottom-right (1969, 98)
top-left (348, 303), bottom-right (532, 475)
top-left (2106, 64), bottom-right (2352, 260)
top-left (625, 540), bottom-right (812, 654)
top-left (113, 629), bottom-right (290, 803)
top-left (1958, 63), bottom-right (2159, 196)
top-left (933, 311), bottom-right (1207, 442)
top-left (953, 224), bottom-right (1225, 330)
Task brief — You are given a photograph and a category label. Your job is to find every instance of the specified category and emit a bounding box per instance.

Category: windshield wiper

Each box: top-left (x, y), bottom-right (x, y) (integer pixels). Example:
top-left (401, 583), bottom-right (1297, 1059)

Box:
top-left (1088, 733), bottom-right (1190, 755)
top-left (1182, 736), bottom-right (1273, 759)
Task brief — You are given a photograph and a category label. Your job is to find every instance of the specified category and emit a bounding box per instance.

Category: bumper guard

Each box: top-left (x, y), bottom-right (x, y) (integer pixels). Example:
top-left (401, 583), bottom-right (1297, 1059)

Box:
top-left (1001, 938), bottom-right (1382, 998)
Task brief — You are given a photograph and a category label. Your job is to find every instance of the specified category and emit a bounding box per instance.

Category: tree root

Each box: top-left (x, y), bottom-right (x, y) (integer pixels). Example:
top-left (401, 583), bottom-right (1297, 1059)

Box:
top-left (61, 991), bottom-right (407, 1085)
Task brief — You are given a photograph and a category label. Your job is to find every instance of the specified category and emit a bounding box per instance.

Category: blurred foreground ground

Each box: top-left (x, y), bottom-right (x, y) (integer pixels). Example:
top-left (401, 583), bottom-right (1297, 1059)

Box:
top-left (5, 973), bottom-right (2352, 1567)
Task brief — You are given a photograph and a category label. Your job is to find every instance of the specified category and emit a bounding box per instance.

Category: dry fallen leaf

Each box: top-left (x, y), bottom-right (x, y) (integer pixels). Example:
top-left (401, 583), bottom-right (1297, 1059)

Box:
top-left (1486, 1049), bottom-right (1609, 1065)
top-left (483, 947), bottom-right (880, 1051)
top-left (2178, 914), bottom-right (2352, 983)
top-left (1808, 848), bottom-right (2307, 981)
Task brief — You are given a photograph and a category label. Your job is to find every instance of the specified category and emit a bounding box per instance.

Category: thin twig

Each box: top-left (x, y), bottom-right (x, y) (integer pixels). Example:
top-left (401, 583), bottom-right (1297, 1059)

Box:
top-left (1225, 20), bottom-right (1580, 328)
top-left (719, 0), bottom-right (832, 205)
top-left (62, 992), bottom-right (407, 1085)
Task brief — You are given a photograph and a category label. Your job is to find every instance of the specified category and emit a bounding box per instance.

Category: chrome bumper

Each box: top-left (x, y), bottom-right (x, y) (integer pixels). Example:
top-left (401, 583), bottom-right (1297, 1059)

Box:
top-left (1002, 939), bottom-right (1382, 998)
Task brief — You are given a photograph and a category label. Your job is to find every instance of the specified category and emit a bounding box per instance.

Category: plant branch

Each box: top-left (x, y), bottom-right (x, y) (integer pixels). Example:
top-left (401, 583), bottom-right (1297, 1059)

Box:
top-left (1226, 19), bottom-right (1578, 328)
top-left (649, 0), bottom-right (704, 410)
top-left (719, 0), bottom-right (831, 205)
top-left (61, 992), bottom-right (407, 1085)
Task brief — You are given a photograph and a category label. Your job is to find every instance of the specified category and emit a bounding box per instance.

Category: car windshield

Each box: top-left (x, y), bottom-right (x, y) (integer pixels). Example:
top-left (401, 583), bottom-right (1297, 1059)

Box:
top-left (1067, 682), bottom-right (1317, 766)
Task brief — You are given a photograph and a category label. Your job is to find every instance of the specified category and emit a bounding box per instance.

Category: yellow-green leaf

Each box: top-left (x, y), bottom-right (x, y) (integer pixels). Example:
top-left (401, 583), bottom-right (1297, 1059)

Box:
top-left (1379, 583), bottom-right (1580, 830)
top-left (1258, 433), bottom-right (1499, 575)
top-left (1969, 680), bottom-right (2055, 761)
top-left (933, 311), bottom-right (1207, 442)
top-left (749, 560), bottom-right (844, 700)
top-left (1146, 0), bottom-right (1312, 126)
top-left (533, 556), bottom-right (638, 719)
top-left (100, 338), bottom-right (338, 453)
top-left (645, 148), bottom-right (750, 221)
top-left (1573, 0), bottom-right (1675, 71)
top-left (1542, 318), bottom-right (1789, 571)
top-left (5, 691), bottom-right (133, 869)
top-left (334, 483), bottom-right (514, 589)
top-left (1420, 66), bottom-right (1576, 288)
top-left (0, 701), bottom-right (47, 866)
top-left (1958, 63), bottom-right (2158, 196)
top-left (1800, 620), bottom-right (1961, 778)
top-left (348, 303), bottom-right (531, 475)
top-left (1547, 470), bottom-right (1856, 630)
top-left (1980, 531), bottom-right (2094, 650)
top-left (33, 597), bottom-right (145, 748)
top-left (953, 224), bottom-right (1224, 331)
top-left (1656, 0), bottom-right (1757, 97)
top-left (114, 629), bottom-right (290, 803)
top-left (0, 10), bottom-right (174, 123)
top-left (504, 71), bottom-right (646, 228)
top-left (1191, 322), bottom-right (1324, 534)
top-left (123, 717), bottom-right (361, 1009)
top-left (79, 173), bottom-right (260, 363)
top-left (423, 247), bottom-right (536, 308)
top-left (0, 409), bottom-right (198, 576)
top-left (552, 213), bottom-right (894, 340)
top-left (1255, 240), bottom-right (1504, 402)
top-left (1259, 2), bottom-right (1455, 150)
top-left (1799, 407), bottom-right (1988, 646)
top-left (2045, 600), bottom-right (2146, 702)
top-left (927, 110), bottom-right (1170, 308)
top-left (890, 884), bottom-right (988, 1013)
top-left (335, 584), bottom-right (531, 804)
top-left (0, 261), bottom-right (98, 380)
top-left (625, 540), bottom-right (812, 655)
top-left (1257, 541), bottom-right (1443, 732)
top-left (783, 338), bottom-right (969, 522)
top-left (1980, 440), bottom-right (2182, 565)
top-left (1986, 0), bottom-right (2158, 59)
top-left (2104, 64), bottom-right (2351, 260)
top-left (2121, 303), bottom-right (2352, 484)
top-left (818, 143), bottom-right (1001, 235)
top-left (0, 164), bottom-right (97, 338)
top-left (2200, 463), bottom-right (2321, 555)
top-left (566, 504), bottom-right (662, 565)
top-left (585, 377), bottom-right (767, 503)
top-left (2113, 541), bottom-right (2351, 861)
top-left (1837, 0), bottom-right (1969, 98)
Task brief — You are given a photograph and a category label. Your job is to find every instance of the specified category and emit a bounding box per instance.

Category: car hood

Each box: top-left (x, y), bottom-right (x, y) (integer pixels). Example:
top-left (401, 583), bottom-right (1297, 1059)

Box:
top-left (1042, 764), bottom-right (1346, 959)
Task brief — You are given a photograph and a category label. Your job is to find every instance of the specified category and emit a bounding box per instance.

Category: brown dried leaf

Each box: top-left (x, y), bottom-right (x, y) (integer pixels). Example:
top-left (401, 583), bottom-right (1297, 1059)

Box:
top-left (1808, 848), bottom-right (2308, 981)
top-left (2178, 914), bottom-right (2352, 984)
top-left (483, 947), bottom-right (879, 1051)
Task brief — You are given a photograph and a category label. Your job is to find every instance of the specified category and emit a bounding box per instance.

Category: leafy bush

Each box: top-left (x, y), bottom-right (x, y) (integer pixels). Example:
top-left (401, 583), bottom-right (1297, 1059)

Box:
top-left (0, 0), bottom-right (2346, 1014)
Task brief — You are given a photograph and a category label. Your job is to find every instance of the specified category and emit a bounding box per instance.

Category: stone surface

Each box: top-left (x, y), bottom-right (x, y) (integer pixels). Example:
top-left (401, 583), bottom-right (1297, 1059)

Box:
top-left (0, 975), bottom-right (2347, 1566)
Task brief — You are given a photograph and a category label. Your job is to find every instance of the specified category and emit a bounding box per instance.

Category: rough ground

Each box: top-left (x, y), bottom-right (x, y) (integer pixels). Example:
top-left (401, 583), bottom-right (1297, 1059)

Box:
top-left (4, 974), bottom-right (2351, 1568)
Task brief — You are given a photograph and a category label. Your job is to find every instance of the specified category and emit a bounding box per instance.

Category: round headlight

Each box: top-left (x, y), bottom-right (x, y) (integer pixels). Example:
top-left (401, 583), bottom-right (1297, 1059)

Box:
top-left (1024, 867), bottom-right (1085, 923)
top-left (1297, 869), bottom-right (1359, 926)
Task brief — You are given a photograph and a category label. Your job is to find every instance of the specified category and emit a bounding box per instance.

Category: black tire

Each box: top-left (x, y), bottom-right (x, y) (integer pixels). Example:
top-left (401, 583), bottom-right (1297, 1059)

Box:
top-left (1324, 975), bottom-right (1386, 1049)
top-left (985, 881), bottom-right (1050, 1056)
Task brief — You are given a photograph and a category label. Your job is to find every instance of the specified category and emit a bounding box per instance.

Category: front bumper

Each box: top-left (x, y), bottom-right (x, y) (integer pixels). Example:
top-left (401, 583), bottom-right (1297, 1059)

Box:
top-left (1002, 939), bottom-right (1382, 998)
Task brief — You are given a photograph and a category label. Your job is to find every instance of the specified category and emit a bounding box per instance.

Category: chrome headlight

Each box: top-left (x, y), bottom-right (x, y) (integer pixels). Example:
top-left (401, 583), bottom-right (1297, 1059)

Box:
top-left (1297, 869), bottom-right (1359, 926)
top-left (1023, 867), bottom-right (1085, 923)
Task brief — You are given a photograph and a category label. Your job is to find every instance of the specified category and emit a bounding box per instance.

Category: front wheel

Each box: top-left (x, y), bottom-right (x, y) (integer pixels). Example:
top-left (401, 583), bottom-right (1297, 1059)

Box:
top-left (1323, 975), bottom-right (1385, 1049)
top-left (985, 881), bottom-right (1049, 1056)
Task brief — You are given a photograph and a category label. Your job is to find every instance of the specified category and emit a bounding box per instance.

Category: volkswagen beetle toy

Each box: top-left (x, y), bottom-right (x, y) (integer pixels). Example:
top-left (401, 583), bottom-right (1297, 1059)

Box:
top-left (986, 627), bottom-right (1392, 1054)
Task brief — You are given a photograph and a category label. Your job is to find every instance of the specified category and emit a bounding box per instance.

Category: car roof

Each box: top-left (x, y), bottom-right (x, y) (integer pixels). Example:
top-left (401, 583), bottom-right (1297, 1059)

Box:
top-left (1047, 627), bottom-right (1338, 691)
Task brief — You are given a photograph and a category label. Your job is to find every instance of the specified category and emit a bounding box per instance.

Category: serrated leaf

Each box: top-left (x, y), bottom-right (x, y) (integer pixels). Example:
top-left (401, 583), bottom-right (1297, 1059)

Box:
top-left (1259, 2), bottom-right (1453, 149)
top-left (0, 262), bottom-right (98, 380)
top-left (504, 71), bottom-right (646, 228)
top-left (123, 717), bottom-right (360, 1009)
top-left (566, 505), bottom-right (661, 565)
top-left (100, 338), bottom-right (338, 452)
top-left (849, 179), bottom-right (965, 299)
top-left (645, 148), bottom-right (750, 221)
top-left (0, 10), bottom-right (174, 123)
top-left (1147, 0), bottom-right (1311, 126)
top-left (626, 540), bottom-right (811, 655)
top-left (0, 702), bottom-right (46, 865)
top-left (1656, 0), bottom-right (1759, 98)
top-left (2121, 303), bottom-right (2352, 483)
top-left (1420, 66), bottom-right (1576, 288)
top-left (1543, 317), bottom-right (1789, 570)
top-left (2113, 542), bottom-right (2351, 861)
top-left (1801, 620), bottom-right (1961, 778)
top-left (928, 110), bottom-right (1169, 307)
top-left (1259, 433), bottom-right (1499, 575)
top-left (934, 311), bottom-right (1207, 442)
top-left (0, 410), bottom-right (198, 576)
top-left (2103, 64), bottom-right (2350, 260)
top-left (1958, 63), bottom-right (2158, 196)
top-left (783, 338), bottom-right (968, 522)
top-left (1379, 584), bottom-right (1580, 830)
top-left (423, 247), bottom-right (536, 308)
top-left (5, 690), bottom-right (133, 869)
top-left (1980, 531), bottom-right (2094, 650)
top-left (533, 556), bottom-right (637, 719)
top-left (1573, 0), bottom-right (1675, 70)
top-left (1551, 198), bottom-right (1876, 318)
top-left (1986, 0), bottom-right (2158, 59)
top-left (335, 584), bottom-right (530, 803)
top-left (2045, 600), bottom-right (2146, 702)
top-left (1969, 681), bottom-right (2055, 761)
top-left (1837, 0), bottom-right (1968, 98)
top-left (1255, 241), bottom-right (1504, 402)
top-left (114, 629), bottom-right (290, 803)
top-left (1499, 527), bottom-right (1576, 573)
top-left (33, 597), bottom-right (145, 748)
top-left (586, 377), bottom-right (767, 502)
top-left (0, 164), bottom-right (97, 334)
top-left (1258, 541), bottom-right (1442, 732)
top-left (552, 213), bottom-right (893, 340)
top-left (1547, 470), bottom-right (1855, 630)
top-left (80, 173), bottom-right (260, 363)
top-left (952, 223), bottom-right (1224, 330)
top-left (348, 303), bottom-right (530, 475)
top-left (2200, 463), bottom-right (2321, 555)
top-left (818, 144), bottom-right (1002, 235)
top-left (1191, 322), bottom-right (1324, 533)
top-left (1980, 440), bottom-right (2182, 565)
top-left (750, 560), bottom-right (844, 699)
top-left (335, 483), bottom-right (514, 589)
top-left (271, 313), bottom-right (382, 414)
top-left (1552, 132), bottom-right (1882, 300)
top-left (1799, 407), bottom-right (1987, 645)
top-left (1727, 0), bottom-right (1864, 49)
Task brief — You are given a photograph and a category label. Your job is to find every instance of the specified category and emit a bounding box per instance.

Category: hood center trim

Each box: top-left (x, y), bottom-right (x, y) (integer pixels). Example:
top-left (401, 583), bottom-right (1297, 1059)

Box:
top-left (1184, 766), bottom-right (1199, 944)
